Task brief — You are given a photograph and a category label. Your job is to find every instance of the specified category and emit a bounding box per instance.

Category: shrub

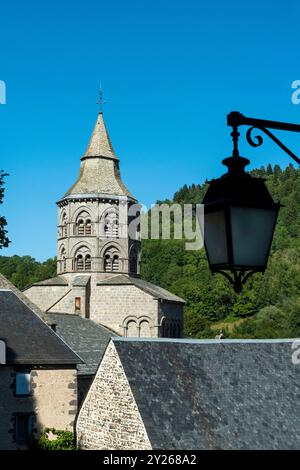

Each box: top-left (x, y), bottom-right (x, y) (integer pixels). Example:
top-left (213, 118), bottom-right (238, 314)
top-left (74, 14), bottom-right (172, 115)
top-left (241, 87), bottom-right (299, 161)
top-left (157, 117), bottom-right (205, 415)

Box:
top-left (30, 428), bottom-right (76, 450)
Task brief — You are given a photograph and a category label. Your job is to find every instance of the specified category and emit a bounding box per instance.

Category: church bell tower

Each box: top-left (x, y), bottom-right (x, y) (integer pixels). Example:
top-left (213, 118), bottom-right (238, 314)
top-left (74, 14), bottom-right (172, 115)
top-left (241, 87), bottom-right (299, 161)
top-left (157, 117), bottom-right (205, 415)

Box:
top-left (56, 112), bottom-right (141, 280)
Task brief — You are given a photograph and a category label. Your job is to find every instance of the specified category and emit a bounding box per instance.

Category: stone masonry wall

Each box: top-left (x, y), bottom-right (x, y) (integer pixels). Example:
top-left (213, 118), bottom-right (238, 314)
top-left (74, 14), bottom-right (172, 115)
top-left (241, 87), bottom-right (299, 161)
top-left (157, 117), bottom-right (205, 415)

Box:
top-left (48, 286), bottom-right (87, 316)
top-left (0, 366), bottom-right (77, 450)
top-left (89, 284), bottom-right (158, 336)
top-left (25, 285), bottom-right (70, 312)
top-left (76, 341), bottom-right (152, 450)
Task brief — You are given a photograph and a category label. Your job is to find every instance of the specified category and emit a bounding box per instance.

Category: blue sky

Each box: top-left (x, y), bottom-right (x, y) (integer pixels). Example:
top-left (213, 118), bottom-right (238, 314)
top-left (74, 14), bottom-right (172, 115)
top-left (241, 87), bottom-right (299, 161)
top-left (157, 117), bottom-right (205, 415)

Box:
top-left (1, 0), bottom-right (300, 260)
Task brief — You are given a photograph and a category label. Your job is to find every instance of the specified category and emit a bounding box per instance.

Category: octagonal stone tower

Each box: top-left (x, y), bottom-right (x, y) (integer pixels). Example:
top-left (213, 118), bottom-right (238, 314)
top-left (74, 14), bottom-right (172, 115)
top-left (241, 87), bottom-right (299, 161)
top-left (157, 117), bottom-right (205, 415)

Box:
top-left (56, 112), bottom-right (141, 280)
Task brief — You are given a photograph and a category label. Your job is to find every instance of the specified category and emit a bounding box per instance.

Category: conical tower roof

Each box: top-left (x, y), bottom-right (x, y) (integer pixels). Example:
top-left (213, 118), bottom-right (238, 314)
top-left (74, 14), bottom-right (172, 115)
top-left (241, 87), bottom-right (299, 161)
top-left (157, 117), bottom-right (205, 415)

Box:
top-left (83, 112), bottom-right (118, 161)
top-left (62, 112), bottom-right (136, 201)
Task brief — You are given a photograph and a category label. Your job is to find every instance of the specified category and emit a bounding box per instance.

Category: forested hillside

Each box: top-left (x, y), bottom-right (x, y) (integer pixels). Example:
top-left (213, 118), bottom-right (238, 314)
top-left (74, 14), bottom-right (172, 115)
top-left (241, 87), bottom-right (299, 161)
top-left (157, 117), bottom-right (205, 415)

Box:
top-left (1, 163), bottom-right (300, 339)
top-left (141, 163), bottom-right (300, 338)
top-left (0, 256), bottom-right (56, 290)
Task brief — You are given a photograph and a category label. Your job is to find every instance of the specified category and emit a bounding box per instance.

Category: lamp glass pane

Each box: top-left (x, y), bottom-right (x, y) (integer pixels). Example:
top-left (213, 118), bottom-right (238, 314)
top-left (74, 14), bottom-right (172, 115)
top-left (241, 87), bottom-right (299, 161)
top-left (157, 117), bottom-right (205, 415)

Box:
top-left (205, 210), bottom-right (228, 265)
top-left (230, 206), bottom-right (277, 267)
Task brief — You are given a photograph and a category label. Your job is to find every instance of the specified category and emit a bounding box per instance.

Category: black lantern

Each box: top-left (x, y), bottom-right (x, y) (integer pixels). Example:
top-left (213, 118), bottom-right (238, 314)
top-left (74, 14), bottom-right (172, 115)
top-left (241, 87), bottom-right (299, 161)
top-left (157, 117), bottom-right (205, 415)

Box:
top-left (201, 111), bottom-right (300, 292)
top-left (202, 138), bottom-right (281, 292)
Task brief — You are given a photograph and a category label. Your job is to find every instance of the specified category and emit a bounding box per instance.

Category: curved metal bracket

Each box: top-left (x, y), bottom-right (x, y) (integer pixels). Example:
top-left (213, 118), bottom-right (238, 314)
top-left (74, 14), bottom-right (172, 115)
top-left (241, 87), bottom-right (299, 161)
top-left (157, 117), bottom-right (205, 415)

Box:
top-left (217, 269), bottom-right (259, 293)
top-left (227, 112), bottom-right (300, 166)
top-left (246, 126), bottom-right (300, 165)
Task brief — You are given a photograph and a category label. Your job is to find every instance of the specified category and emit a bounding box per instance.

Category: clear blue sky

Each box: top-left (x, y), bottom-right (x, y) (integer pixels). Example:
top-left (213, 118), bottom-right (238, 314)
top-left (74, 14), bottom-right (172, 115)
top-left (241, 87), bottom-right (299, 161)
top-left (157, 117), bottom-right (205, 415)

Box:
top-left (1, 0), bottom-right (300, 260)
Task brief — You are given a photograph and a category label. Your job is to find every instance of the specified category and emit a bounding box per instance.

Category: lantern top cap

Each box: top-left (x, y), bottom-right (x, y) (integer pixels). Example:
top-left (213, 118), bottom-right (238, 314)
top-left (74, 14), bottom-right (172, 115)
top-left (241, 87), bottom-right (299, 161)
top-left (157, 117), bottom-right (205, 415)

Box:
top-left (222, 155), bottom-right (250, 177)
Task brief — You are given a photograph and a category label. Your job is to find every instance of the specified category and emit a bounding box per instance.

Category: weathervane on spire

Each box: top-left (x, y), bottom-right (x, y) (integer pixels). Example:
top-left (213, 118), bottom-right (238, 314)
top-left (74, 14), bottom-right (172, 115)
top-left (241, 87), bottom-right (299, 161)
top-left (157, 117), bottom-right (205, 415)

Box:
top-left (97, 83), bottom-right (107, 113)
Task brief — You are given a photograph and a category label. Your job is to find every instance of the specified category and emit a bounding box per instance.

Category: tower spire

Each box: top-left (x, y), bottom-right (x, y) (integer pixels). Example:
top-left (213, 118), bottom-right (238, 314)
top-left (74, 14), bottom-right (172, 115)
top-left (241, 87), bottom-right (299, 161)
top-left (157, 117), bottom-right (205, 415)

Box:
top-left (82, 112), bottom-right (118, 160)
top-left (62, 107), bottom-right (135, 200)
top-left (97, 84), bottom-right (106, 114)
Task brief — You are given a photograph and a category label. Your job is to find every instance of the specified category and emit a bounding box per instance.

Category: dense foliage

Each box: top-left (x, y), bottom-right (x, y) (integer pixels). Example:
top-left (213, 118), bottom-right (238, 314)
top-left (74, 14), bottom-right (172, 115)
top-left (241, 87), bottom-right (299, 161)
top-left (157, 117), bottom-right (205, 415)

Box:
top-left (0, 255), bottom-right (56, 290)
top-left (29, 428), bottom-right (75, 450)
top-left (1, 164), bottom-right (300, 338)
top-left (141, 163), bottom-right (300, 339)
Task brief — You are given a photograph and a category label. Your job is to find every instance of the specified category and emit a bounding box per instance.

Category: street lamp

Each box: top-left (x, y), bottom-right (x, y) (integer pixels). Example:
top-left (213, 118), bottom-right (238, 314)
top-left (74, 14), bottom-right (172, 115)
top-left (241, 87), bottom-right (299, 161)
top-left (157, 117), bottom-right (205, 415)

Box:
top-left (202, 111), bottom-right (300, 292)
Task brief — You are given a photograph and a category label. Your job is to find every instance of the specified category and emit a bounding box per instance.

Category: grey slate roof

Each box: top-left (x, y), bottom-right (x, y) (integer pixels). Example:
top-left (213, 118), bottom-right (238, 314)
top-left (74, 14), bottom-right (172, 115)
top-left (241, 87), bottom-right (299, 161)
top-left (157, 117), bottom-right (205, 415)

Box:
top-left (97, 275), bottom-right (185, 304)
top-left (0, 281), bottom-right (81, 366)
top-left (72, 275), bottom-right (90, 287)
top-left (63, 113), bottom-right (135, 201)
top-left (0, 273), bottom-right (48, 322)
top-left (82, 112), bottom-right (118, 161)
top-left (48, 313), bottom-right (116, 375)
top-left (112, 338), bottom-right (300, 450)
top-left (31, 275), bottom-right (68, 287)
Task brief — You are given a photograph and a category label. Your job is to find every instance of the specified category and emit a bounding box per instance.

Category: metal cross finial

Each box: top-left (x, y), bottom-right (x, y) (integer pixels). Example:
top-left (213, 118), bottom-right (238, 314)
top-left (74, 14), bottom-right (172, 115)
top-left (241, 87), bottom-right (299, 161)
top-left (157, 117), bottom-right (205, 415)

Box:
top-left (97, 84), bottom-right (106, 113)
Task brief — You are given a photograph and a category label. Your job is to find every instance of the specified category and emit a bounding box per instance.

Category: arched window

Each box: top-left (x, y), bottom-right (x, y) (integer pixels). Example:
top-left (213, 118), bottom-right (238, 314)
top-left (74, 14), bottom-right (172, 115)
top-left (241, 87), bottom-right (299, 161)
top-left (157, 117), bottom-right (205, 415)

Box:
top-left (75, 211), bottom-right (92, 236)
top-left (76, 254), bottom-right (84, 271)
top-left (104, 254), bottom-right (111, 272)
top-left (127, 320), bottom-right (139, 337)
top-left (60, 247), bottom-right (67, 273)
top-left (85, 254), bottom-right (91, 270)
top-left (102, 209), bottom-right (119, 238)
top-left (63, 214), bottom-right (68, 237)
top-left (129, 248), bottom-right (138, 274)
top-left (85, 219), bottom-right (92, 236)
top-left (103, 246), bottom-right (120, 272)
top-left (112, 255), bottom-right (119, 272)
top-left (140, 320), bottom-right (151, 337)
top-left (78, 219), bottom-right (85, 235)
top-left (60, 212), bottom-right (67, 238)
top-left (74, 246), bottom-right (91, 272)
top-left (112, 219), bottom-right (119, 238)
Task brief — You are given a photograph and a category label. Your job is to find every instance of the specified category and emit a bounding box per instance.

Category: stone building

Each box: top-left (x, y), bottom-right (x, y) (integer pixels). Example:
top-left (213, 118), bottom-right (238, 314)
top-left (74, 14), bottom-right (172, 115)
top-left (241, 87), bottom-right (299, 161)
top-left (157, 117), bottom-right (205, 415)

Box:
top-left (24, 111), bottom-right (184, 338)
top-left (76, 337), bottom-right (300, 450)
top-left (0, 274), bottom-right (81, 450)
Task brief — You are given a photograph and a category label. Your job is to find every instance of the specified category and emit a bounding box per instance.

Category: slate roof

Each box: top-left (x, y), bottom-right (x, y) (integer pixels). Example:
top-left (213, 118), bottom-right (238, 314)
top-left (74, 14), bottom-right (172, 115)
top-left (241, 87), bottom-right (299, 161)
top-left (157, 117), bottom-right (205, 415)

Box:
top-left (83, 112), bottom-right (118, 161)
top-left (31, 275), bottom-right (68, 287)
top-left (97, 275), bottom-right (185, 304)
top-left (0, 273), bottom-right (48, 322)
top-left (72, 275), bottom-right (90, 287)
top-left (63, 112), bottom-right (135, 201)
top-left (112, 338), bottom-right (300, 450)
top-left (47, 313), bottom-right (116, 375)
top-left (0, 275), bottom-right (81, 365)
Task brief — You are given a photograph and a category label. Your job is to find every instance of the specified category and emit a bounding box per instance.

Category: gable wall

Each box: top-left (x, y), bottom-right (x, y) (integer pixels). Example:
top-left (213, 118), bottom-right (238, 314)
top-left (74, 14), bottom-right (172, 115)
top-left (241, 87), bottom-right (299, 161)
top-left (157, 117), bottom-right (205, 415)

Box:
top-left (76, 341), bottom-right (151, 450)
top-left (89, 284), bottom-right (158, 336)
top-left (24, 285), bottom-right (70, 312)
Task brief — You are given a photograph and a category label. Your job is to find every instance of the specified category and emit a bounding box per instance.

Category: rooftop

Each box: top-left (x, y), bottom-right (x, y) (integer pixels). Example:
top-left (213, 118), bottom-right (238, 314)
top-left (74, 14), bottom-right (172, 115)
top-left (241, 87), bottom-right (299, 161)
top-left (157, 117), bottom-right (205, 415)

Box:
top-left (0, 274), bottom-right (81, 365)
top-left (47, 313), bottom-right (116, 375)
top-left (97, 275), bottom-right (185, 304)
top-left (112, 337), bottom-right (300, 449)
top-left (62, 112), bottom-right (135, 201)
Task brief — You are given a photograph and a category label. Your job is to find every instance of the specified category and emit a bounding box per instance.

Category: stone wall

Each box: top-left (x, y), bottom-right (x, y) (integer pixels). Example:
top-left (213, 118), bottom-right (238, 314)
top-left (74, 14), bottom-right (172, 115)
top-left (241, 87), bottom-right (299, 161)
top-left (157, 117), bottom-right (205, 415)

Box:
top-left (57, 198), bottom-right (141, 275)
top-left (76, 341), bottom-right (151, 450)
top-left (0, 366), bottom-right (77, 450)
top-left (25, 285), bottom-right (70, 312)
top-left (48, 285), bottom-right (87, 316)
top-left (89, 284), bottom-right (159, 336)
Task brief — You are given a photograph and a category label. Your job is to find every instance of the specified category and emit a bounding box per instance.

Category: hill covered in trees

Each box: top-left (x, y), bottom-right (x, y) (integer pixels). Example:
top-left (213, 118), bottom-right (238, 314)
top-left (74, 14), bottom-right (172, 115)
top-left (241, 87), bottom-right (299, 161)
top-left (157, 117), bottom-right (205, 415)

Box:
top-left (1, 163), bottom-right (300, 339)
top-left (141, 163), bottom-right (300, 339)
